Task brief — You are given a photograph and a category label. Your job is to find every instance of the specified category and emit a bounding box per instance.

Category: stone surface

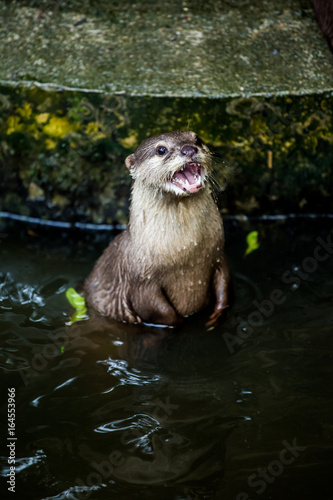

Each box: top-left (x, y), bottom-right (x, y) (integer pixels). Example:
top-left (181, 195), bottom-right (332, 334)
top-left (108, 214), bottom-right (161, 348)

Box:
top-left (1, 0), bottom-right (333, 96)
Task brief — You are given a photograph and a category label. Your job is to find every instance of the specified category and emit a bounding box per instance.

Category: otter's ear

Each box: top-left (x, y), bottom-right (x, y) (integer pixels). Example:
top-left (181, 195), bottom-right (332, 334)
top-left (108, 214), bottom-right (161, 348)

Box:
top-left (125, 154), bottom-right (135, 171)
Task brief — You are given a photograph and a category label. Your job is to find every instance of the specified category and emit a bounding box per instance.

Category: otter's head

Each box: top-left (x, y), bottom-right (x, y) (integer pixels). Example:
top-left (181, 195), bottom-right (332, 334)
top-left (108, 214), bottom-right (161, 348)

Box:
top-left (125, 130), bottom-right (212, 196)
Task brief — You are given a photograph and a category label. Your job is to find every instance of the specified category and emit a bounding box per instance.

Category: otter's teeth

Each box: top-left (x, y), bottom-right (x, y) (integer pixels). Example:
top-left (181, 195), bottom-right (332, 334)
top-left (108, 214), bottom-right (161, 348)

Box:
top-left (170, 162), bottom-right (203, 194)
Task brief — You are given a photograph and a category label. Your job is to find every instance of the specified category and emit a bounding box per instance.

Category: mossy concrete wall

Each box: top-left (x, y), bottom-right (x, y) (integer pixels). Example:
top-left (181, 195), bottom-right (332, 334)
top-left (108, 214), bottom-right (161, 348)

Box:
top-left (0, 0), bottom-right (333, 223)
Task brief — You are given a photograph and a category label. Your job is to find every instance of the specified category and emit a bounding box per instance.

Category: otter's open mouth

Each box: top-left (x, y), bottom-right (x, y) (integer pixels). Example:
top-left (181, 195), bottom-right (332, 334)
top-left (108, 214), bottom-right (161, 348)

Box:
top-left (170, 163), bottom-right (203, 194)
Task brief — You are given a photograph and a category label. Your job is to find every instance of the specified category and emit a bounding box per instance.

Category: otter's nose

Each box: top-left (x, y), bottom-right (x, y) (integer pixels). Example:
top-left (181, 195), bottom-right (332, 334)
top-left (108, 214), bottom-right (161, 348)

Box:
top-left (180, 145), bottom-right (198, 158)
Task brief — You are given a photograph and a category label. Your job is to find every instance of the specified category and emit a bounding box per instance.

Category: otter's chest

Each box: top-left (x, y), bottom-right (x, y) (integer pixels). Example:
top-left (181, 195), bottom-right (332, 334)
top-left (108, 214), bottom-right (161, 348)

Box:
top-left (161, 241), bottom-right (221, 316)
top-left (130, 189), bottom-right (224, 316)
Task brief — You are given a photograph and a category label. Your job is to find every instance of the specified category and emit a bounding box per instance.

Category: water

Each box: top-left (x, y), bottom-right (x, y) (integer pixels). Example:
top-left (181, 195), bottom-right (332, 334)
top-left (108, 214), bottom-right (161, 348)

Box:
top-left (0, 217), bottom-right (332, 500)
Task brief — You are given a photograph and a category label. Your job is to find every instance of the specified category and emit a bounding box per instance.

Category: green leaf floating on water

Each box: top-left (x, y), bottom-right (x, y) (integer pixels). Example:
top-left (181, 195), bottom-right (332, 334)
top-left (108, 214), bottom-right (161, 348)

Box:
top-left (244, 231), bottom-right (260, 257)
top-left (66, 287), bottom-right (86, 308)
top-left (65, 287), bottom-right (88, 324)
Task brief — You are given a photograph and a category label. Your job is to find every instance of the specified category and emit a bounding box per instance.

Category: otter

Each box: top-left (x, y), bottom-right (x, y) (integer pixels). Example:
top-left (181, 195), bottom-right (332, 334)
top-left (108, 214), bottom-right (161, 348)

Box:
top-left (84, 131), bottom-right (229, 328)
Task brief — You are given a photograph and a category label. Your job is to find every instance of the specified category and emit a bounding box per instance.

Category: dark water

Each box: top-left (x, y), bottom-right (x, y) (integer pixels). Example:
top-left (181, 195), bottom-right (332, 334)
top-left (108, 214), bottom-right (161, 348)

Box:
top-left (0, 217), bottom-right (333, 500)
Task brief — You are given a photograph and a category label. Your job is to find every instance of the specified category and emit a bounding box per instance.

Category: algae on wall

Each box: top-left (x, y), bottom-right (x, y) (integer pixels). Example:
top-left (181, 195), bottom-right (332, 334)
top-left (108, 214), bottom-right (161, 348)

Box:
top-left (0, 85), bottom-right (332, 223)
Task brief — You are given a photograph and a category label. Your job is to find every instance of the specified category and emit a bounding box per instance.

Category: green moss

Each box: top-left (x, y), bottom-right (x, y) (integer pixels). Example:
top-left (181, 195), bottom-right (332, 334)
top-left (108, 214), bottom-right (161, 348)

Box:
top-left (0, 85), bottom-right (332, 221)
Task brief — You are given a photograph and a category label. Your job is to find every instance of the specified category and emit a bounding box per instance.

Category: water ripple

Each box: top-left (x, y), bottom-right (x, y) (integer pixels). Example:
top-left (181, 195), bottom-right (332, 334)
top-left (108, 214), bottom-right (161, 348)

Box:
top-left (97, 357), bottom-right (162, 386)
top-left (0, 450), bottom-right (46, 476)
top-left (94, 413), bottom-right (159, 434)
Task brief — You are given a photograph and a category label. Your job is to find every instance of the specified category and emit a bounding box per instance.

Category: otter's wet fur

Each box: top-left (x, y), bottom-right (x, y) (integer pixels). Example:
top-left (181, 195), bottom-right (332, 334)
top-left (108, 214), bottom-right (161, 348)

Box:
top-left (84, 131), bottom-right (229, 327)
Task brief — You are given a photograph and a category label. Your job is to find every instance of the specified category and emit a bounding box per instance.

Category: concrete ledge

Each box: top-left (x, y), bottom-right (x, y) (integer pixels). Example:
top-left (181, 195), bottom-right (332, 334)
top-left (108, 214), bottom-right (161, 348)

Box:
top-left (1, 0), bottom-right (333, 97)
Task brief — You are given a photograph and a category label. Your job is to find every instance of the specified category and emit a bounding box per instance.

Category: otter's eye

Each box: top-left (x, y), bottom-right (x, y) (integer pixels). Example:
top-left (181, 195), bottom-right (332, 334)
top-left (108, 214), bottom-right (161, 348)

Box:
top-left (156, 145), bottom-right (168, 156)
top-left (195, 135), bottom-right (202, 146)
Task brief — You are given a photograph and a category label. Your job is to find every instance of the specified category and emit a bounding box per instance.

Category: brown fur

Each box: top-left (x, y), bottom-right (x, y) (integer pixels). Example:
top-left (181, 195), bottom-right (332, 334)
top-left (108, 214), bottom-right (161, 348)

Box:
top-left (84, 131), bottom-right (229, 327)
